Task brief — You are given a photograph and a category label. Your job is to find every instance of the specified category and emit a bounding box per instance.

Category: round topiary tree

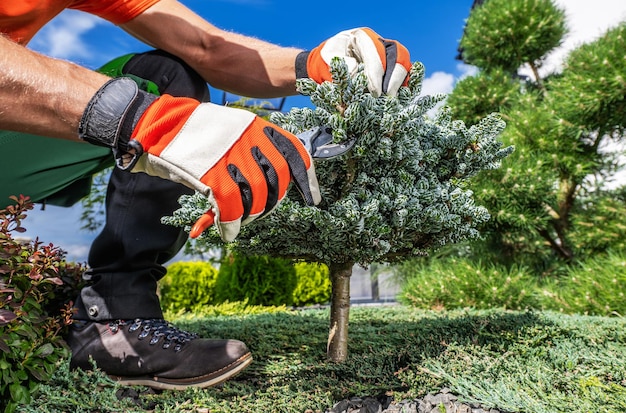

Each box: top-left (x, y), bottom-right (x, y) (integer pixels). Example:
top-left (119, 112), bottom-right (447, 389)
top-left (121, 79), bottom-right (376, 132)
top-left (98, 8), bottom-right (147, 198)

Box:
top-left (458, 0), bottom-right (567, 82)
top-left (162, 58), bottom-right (513, 361)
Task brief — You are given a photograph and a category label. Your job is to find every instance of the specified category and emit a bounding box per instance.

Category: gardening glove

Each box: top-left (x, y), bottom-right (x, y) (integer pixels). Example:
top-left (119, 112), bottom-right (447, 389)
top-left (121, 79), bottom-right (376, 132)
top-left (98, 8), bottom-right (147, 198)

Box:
top-left (78, 77), bottom-right (320, 242)
top-left (296, 27), bottom-right (412, 97)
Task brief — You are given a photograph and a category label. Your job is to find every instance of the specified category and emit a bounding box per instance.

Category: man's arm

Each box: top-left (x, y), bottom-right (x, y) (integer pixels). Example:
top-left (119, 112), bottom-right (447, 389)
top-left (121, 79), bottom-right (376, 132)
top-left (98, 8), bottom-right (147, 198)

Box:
top-left (0, 0), bottom-right (298, 141)
top-left (120, 0), bottom-right (301, 98)
top-left (0, 34), bottom-right (111, 140)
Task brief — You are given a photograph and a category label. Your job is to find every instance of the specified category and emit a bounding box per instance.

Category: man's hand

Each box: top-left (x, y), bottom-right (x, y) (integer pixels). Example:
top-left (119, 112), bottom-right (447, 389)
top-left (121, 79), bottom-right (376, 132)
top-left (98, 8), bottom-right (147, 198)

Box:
top-left (79, 77), bottom-right (320, 242)
top-left (296, 27), bottom-right (412, 97)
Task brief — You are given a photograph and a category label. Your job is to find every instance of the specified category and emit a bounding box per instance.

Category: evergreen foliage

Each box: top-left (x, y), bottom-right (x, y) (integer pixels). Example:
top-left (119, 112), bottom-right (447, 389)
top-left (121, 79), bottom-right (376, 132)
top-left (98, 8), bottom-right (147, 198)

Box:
top-left (162, 59), bottom-right (513, 268)
top-left (398, 258), bottom-right (538, 311)
top-left (459, 0), bottom-right (567, 75)
top-left (159, 261), bottom-right (219, 313)
top-left (540, 251), bottom-right (626, 315)
top-left (546, 23), bottom-right (626, 136)
top-left (448, 1), bottom-right (626, 272)
top-left (214, 254), bottom-right (297, 306)
top-left (24, 308), bottom-right (626, 413)
top-left (445, 67), bottom-right (523, 126)
top-left (292, 262), bottom-right (331, 307)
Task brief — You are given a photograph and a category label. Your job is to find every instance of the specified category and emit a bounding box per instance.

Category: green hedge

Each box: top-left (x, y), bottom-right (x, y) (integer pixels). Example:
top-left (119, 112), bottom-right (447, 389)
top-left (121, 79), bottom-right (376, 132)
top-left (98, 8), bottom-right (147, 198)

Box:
top-left (159, 261), bottom-right (219, 313)
top-left (214, 254), bottom-right (297, 306)
top-left (161, 257), bottom-right (332, 310)
top-left (292, 262), bottom-right (331, 307)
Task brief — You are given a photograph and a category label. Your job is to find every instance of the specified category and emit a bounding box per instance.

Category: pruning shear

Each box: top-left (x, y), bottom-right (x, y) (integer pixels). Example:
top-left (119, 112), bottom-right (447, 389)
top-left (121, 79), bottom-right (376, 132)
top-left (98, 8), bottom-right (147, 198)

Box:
top-left (297, 125), bottom-right (356, 160)
top-left (189, 126), bottom-right (355, 238)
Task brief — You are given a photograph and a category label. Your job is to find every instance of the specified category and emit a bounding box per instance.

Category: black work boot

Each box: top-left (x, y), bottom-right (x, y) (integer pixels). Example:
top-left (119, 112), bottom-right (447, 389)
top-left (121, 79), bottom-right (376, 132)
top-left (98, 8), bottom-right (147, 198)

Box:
top-left (67, 319), bottom-right (252, 390)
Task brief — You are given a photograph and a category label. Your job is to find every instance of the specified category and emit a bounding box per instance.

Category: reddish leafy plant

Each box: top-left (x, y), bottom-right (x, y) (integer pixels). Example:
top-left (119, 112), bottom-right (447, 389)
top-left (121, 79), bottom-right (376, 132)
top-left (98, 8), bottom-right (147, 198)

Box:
top-left (0, 195), bottom-right (84, 412)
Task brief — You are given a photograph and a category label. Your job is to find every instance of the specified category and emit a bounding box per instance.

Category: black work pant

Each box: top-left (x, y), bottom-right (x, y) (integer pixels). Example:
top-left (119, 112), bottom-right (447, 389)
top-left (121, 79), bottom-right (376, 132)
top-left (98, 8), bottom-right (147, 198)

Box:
top-left (74, 50), bottom-right (210, 321)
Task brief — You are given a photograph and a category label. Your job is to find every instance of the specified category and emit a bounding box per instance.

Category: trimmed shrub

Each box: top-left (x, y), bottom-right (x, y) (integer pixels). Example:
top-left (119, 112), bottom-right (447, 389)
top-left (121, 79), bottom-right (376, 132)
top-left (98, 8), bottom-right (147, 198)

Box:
top-left (164, 300), bottom-right (289, 319)
top-left (0, 196), bottom-right (74, 412)
top-left (159, 261), bottom-right (219, 313)
top-left (539, 251), bottom-right (626, 316)
top-left (397, 257), bottom-right (540, 311)
top-left (292, 262), bottom-right (331, 307)
top-left (214, 254), bottom-right (296, 306)
top-left (160, 260), bottom-right (331, 311)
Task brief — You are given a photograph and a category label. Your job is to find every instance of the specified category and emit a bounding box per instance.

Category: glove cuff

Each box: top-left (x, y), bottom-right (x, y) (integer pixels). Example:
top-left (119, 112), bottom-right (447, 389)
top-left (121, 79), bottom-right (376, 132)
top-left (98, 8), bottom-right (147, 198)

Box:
top-left (295, 51), bottom-right (310, 79)
top-left (78, 77), bottom-right (157, 152)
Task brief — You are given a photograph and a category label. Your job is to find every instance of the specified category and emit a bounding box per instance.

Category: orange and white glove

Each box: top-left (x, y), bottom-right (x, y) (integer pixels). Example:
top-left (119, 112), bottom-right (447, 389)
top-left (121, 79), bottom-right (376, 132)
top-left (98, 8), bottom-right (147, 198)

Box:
top-left (296, 27), bottom-right (412, 97)
top-left (79, 77), bottom-right (320, 242)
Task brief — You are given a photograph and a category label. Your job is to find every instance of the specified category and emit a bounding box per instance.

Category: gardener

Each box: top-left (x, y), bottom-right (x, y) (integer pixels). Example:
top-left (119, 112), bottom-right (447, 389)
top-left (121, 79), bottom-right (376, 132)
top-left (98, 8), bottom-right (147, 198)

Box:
top-left (0, 0), bottom-right (411, 390)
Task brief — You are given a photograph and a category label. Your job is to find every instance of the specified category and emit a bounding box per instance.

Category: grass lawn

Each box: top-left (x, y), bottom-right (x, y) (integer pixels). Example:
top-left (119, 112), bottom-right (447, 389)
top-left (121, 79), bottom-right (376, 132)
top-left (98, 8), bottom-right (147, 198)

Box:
top-left (24, 306), bottom-right (626, 413)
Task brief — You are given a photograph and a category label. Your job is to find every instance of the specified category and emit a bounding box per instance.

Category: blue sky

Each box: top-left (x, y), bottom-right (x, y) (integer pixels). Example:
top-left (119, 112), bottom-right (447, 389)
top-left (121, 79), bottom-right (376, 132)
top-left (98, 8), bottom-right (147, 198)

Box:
top-left (18, 0), bottom-right (626, 263)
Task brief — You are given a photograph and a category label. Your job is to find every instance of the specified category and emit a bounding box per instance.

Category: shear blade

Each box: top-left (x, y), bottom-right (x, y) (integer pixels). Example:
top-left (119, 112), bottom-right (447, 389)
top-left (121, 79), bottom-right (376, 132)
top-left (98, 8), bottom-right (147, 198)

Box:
top-left (312, 138), bottom-right (357, 159)
top-left (297, 126), bottom-right (355, 160)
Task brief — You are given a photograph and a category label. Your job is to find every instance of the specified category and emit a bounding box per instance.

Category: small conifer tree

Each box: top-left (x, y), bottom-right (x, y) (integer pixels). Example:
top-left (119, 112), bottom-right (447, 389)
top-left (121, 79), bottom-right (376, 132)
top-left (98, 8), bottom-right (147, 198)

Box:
top-left (163, 58), bottom-right (513, 361)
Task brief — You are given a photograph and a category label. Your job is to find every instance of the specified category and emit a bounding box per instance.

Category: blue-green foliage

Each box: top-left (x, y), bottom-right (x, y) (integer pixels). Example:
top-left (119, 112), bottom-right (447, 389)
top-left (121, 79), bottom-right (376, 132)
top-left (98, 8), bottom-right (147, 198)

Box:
top-left (163, 59), bottom-right (512, 267)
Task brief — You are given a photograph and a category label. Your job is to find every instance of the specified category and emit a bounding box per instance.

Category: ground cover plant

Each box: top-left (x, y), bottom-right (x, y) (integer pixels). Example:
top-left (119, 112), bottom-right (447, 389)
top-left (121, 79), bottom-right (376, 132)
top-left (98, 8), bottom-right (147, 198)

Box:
top-left (4, 196), bottom-right (626, 412)
top-left (22, 306), bottom-right (626, 413)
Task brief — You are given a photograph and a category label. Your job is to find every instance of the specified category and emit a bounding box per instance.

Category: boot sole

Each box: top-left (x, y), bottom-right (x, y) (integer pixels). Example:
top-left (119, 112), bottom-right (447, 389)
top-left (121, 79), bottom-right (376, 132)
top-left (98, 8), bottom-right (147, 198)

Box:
top-left (108, 352), bottom-right (253, 390)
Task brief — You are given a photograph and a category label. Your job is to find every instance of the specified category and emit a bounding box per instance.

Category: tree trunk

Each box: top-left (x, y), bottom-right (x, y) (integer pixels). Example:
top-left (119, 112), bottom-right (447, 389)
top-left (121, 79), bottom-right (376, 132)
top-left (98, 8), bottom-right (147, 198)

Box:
top-left (327, 261), bottom-right (354, 362)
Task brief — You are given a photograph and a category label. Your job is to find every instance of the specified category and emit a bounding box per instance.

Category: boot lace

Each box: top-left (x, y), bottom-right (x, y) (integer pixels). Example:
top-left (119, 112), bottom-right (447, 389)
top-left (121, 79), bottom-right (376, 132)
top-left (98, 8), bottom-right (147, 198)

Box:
top-left (109, 319), bottom-right (198, 352)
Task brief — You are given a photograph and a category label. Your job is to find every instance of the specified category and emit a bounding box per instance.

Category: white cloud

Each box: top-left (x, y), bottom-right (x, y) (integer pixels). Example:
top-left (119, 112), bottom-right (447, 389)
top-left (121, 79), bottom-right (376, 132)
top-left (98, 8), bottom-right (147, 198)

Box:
top-left (456, 63), bottom-right (479, 80)
top-left (421, 71), bottom-right (455, 96)
top-left (30, 10), bottom-right (102, 60)
top-left (60, 244), bottom-right (92, 264)
top-left (21, 204), bottom-right (97, 263)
